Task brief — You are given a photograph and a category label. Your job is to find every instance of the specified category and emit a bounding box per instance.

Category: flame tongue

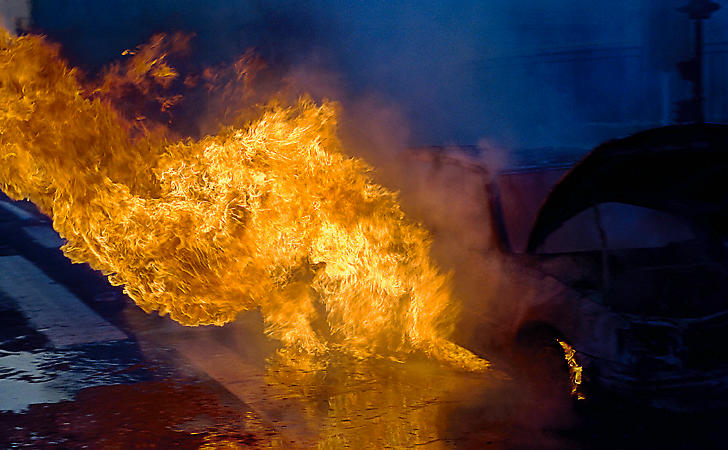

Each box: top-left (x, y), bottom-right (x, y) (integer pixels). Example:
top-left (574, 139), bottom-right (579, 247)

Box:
top-left (0, 31), bottom-right (488, 370)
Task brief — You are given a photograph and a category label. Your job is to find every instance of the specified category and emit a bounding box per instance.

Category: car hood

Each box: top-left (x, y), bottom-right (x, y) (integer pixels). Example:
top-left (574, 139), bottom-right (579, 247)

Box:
top-left (527, 124), bottom-right (728, 253)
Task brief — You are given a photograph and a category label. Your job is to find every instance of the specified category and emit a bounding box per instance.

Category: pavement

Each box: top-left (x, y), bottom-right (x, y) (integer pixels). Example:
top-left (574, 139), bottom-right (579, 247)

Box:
top-left (3, 194), bottom-right (728, 449)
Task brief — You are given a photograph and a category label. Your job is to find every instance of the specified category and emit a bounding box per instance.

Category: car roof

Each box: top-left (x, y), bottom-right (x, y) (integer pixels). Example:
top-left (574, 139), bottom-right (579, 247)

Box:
top-left (527, 124), bottom-right (728, 253)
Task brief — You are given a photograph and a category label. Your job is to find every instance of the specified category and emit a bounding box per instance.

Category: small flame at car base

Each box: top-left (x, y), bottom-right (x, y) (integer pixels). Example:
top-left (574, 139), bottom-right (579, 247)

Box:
top-left (558, 339), bottom-right (585, 400)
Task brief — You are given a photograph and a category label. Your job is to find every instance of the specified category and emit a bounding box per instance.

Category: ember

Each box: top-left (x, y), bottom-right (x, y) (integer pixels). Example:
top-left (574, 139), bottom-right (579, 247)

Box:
top-left (0, 30), bottom-right (488, 370)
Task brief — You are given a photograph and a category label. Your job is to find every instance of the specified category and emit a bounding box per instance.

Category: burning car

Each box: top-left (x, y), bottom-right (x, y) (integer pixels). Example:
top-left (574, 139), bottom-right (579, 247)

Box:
top-left (492, 123), bottom-right (728, 409)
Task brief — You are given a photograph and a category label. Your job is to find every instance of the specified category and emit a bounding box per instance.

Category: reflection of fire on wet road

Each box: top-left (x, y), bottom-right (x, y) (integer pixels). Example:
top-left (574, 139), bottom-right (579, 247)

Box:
top-left (265, 356), bottom-right (493, 447)
top-left (0, 30), bottom-right (487, 371)
top-left (123, 307), bottom-right (526, 447)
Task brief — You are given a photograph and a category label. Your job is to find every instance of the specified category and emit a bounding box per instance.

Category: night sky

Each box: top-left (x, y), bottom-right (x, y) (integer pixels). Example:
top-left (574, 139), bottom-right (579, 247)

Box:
top-left (27, 0), bottom-right (728, 155)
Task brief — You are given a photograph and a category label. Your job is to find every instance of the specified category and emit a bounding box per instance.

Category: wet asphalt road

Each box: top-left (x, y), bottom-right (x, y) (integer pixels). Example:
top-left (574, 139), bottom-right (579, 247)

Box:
top-left (2, 194), bottom-right (728, 449)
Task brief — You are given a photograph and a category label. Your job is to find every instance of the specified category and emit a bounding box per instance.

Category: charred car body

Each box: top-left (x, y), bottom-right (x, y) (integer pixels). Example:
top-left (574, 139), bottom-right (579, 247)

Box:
top-left (491, 124), bottom-right (728, 409)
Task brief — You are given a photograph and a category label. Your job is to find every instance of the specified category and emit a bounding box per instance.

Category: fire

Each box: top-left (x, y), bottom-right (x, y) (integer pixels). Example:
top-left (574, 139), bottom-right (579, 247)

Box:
top-left (0, 30), bottom-right (488, 370)
top-left (557, 339), bottom-right (585, 400)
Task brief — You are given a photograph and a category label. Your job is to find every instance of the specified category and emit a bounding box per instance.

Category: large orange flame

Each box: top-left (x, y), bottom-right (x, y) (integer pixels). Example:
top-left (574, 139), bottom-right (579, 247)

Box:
top-left (0, 31), bottom-right (488, 370)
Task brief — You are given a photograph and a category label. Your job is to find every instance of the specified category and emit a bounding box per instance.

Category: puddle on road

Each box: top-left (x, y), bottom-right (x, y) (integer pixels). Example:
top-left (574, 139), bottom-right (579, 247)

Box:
top-left (0, 380), bottom-right (273, 449)
top-left (0, 290), bottom-right (152, 413)
top-left (0, 351), bottom-right (70, 412)
top-left (0, 342), bottom-right (153, 413)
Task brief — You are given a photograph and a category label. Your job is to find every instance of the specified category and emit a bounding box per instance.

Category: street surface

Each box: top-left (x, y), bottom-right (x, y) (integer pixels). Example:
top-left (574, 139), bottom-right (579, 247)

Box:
top-left (1, 194), bottom-right (727, 449)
